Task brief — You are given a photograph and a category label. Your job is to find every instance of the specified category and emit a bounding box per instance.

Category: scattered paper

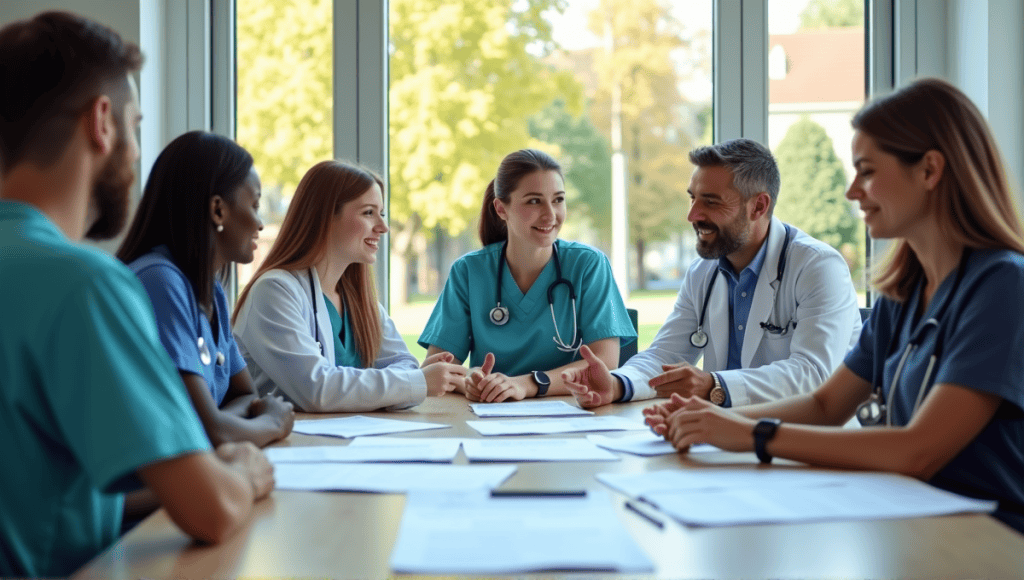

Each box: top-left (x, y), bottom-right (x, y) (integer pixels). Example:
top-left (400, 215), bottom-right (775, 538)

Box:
top-left (470, 400), bottom-right (593, 417)
top-left (266, 438), bottom-right (461, 463)
top-left (587, 432), bottom-right (721, 456)
top-left (292, 415), bottom-right (449, 438)
top-left (462, 438), bottom-right (619, 462)
top-left (597, 469), bottom-right (997, 527)
top-left (466, 416), bottom-right (646, 436)
top-left (390, 490), bottom-right (654, 574)
top-left (274, 463), bottom-right (515, 493)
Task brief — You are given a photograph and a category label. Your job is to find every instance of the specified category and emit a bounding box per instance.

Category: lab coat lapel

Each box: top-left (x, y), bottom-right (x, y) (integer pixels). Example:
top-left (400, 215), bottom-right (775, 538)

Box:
top-left (307, 266), bottom-right (336, 364)
top-left (707, 267), bottom-right (730, 371)
top-left (742, 218), bottom-right (784, 367)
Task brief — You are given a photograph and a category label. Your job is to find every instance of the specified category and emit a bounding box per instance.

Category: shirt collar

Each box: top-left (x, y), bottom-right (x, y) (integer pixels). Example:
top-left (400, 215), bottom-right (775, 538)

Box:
top-left (718, 234), bottom-right (770, 280)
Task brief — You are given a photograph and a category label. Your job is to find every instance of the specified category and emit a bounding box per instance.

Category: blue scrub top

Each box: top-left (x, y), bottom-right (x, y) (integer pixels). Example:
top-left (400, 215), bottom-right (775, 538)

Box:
top-left (323, 295), bottom-right (363, 368)
top-left (0, 202), bottom-right (209, 578)
top-left (129, 246), bottom-right (247, 405)
top-left (419, 239), bottom-right (636, 376)
top-left (844, 249), bottom-right (1024, 533)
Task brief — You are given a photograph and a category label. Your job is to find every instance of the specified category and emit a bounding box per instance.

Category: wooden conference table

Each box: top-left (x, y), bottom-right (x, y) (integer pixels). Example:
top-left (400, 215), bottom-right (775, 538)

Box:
top-left (74, 395), bottom-right (1024, 579)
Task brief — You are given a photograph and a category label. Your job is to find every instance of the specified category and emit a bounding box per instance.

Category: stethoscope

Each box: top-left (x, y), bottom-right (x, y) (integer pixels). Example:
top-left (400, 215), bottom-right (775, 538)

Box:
top-left (489, 241), bottom-right (583, 354)
top-left (196, 337), bottom-right (225, 366)
top-left (690, 224), bottom-right (795, 348)
top-left (308, 270), bottom-right (325, 356)
top-left (856, 250), bottom-right (970, 426)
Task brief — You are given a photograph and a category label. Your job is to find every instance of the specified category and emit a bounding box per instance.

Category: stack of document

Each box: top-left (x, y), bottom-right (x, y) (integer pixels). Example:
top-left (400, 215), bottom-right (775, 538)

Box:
top-left (390, 490), bottom-right (654, 574)
top-left (467, 415), bottom-right (646, 436)
top-left (597, 469), bottom-right (998, 526)
top-left (291, 415), bottom-right (449, 438)
top-left (470, 400), bottom-right (593, 417)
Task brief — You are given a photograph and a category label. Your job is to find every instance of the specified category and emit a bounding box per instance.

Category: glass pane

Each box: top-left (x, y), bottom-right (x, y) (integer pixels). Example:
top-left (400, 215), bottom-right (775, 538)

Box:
top-left (768, 0), bottom-right (867, 302)
top-left (388, 0), bottom-right (713, 356)
top-left (235, 0), bottom-right (333, 289)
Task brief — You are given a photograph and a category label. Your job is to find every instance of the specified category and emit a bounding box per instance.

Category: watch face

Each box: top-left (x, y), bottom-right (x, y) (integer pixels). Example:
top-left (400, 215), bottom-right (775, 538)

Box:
top-left (709, 387), bottom-right (726, 405)
top-left (532, 371), bottom-right (551, 386)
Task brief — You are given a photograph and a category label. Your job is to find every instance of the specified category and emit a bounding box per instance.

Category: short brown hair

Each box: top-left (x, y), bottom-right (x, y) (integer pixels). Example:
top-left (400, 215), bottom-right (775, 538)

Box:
top-left (853, 78), bottom-right (1024, 301)
top-left (0, 11), bottom-right (143, 172)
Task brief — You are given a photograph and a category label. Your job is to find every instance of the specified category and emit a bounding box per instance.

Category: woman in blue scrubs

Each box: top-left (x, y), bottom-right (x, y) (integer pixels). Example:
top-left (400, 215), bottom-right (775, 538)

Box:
top-left (641, 78), bottom-right (1024, 533)
top-left (419, 149), bottom-right (636, 403)
top-left (232, 161), bottom-right (466, 412)
top-left (118, 131), bottom-right (295, 448)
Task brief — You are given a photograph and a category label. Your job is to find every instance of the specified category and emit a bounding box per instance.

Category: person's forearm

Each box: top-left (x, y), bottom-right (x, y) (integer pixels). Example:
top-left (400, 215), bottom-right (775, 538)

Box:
top-left (207, 412), bottom-right (287, 448)
top-left (222, 393), bottom-right (258, 417)
top-left (736, 392), bottom-right (835, 425)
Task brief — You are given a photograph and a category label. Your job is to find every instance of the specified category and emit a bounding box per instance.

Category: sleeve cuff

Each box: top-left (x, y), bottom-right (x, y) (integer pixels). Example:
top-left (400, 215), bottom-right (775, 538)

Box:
top-left (714, 372), bottom-right (733, 408)
top-left (611, 372), bottom-right (634, 402)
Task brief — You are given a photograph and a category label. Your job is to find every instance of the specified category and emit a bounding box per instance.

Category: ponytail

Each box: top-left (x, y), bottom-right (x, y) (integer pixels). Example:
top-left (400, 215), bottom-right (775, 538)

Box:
top-left (478, 179), bottom-right (507, 246)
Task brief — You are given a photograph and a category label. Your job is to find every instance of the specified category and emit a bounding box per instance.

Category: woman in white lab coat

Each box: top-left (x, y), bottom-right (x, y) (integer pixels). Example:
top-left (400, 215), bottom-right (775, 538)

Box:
top-left (232, 160), bottom-right (465, 412)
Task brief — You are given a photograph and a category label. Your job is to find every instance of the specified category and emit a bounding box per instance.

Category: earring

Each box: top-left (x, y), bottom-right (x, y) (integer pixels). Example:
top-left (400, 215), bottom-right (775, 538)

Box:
top-left (216, 224), bottom-right (224, 233)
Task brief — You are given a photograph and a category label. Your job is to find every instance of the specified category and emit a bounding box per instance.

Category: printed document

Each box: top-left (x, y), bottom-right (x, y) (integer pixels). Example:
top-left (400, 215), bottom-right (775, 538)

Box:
top-left (292, 415), bottom-right (449, 438)
top-left (274, 463), bottom-right (515, 492)
top-left (467, 415), bottom-right (646, 436)
top-left (597, 469), bottom-right (997, 526)
top-left (390, 490), bottom-right (655, 574)
top-left (588, 432), bottom-right (721, 456)
top-left (470, 400), bottom-right (593, 417)
top-left (462, 438), bottom-right (619, 462)
top-left (266, 438), bottom-right (461, 463)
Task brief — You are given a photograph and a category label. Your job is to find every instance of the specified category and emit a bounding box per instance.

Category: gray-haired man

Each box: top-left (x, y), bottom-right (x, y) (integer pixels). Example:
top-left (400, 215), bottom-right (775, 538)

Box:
top-left (566, 138), bottom-right (862, 408)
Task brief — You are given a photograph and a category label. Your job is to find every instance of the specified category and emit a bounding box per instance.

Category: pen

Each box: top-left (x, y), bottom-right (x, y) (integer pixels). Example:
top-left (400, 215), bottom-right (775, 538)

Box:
top-left (489, 490), bottom-right (587, 498)
top-left (624, 500), bottom-right (664, 529)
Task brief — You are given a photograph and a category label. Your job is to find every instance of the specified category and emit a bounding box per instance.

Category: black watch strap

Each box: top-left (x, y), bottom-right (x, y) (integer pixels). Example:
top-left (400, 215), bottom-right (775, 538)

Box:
top-left (532, 371), bottom-right (551, 397)
top-left (753, 418), bottom-right (782, 463)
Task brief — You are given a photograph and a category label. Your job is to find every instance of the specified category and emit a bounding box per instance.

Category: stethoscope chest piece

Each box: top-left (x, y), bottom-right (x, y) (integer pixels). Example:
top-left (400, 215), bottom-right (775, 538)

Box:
top-left (489, 305), bottom-right (510, 325)
top-left (856, 391), bottom-right (886, 426)
top-left (197, 337), bottom-right (212, 366)
top-left (690, 329), bottom-right (708, 348)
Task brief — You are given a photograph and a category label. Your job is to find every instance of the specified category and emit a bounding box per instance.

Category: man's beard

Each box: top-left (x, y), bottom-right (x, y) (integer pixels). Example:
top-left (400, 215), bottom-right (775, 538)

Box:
top-left (694, 213), bottom-right (750, 260)
top-left (85, 132), bottom-right (134, 241)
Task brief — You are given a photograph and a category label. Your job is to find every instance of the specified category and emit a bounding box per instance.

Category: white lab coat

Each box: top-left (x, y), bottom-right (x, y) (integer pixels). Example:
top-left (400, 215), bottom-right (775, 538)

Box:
top-left (618, 217), bottom-right (862, 406)
top-left (233, 267), bottom-right (426, 412)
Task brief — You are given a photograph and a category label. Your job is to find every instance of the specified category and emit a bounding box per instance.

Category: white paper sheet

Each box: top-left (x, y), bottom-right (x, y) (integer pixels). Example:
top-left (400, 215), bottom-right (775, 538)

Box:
top-left (291, 415), bottom-right (449, 438)
top-left (390, 490), bottom-right (654, 574)
top-left (588, 432), bottom-right (722, 456)
top-left (597, 469), bottom-right (997, 527)
top-left (461, 438), bottom-right (619, 462)
top-left (466, 416), bottom-right (647, 436)
top-left (274, 463), bottom-right (515, 492)
top-left (266, 438), bottom-right (461, 464)
top-left (470, 400), bottom-right (593, 417)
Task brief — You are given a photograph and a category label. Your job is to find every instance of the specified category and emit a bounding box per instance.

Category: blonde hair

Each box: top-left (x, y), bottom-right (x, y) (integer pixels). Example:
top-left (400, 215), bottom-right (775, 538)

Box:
top-left (852, 78), bottom-right (1024, 300)
top-left (234, 160), bottom-right (384, 367)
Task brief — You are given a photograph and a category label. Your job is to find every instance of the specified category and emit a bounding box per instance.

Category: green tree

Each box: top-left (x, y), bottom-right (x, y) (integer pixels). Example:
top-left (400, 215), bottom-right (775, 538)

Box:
top-left (528, 99), bottom-right (613, 248)
top-left (584, 0), bottom-right (696, 289)
top-left (389, 0), bottom-right (583, 302)
top-left (799, 0), bottom-right (864, 30)
top-left (774, 116), bottom-right (859, 254)
top-left (236, 0), bottom-right (332, 223)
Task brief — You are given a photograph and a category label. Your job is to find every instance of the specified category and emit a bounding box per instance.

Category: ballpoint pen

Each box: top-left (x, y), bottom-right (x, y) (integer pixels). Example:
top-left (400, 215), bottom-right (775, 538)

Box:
top-left (624, 500), bottom-right (664, 529)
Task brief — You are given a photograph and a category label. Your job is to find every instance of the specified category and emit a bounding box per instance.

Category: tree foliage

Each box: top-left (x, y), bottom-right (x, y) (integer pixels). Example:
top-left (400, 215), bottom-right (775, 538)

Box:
top-left (236, 0), bottom-right (332, 220)
top-left (799, 0), bottom-right (864, 30)
top-left (774, 116), bottom-right (858, 251)
top-left (389, 0), bottom-right (583, 238)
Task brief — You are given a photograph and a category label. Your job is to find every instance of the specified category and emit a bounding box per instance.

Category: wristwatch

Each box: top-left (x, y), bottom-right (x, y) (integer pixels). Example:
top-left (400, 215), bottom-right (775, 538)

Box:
top-left (753, 418), bottom-right (783, 463)
top-left (531, 370), bottom-right (551, 397)
top-left (709, 373), bottom-right (726, 406)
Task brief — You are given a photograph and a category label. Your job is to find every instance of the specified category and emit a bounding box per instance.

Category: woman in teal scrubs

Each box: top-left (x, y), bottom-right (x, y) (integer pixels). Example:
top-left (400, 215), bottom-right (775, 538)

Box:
top-left (419, 149), bottom-right (636, 403)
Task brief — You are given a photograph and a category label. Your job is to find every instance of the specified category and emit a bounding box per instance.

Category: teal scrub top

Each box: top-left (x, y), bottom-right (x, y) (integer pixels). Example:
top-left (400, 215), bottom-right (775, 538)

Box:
top-left (0, 201), bottom-right (210, 578)
top-left (323, 295), bottom-right (363, 368)
top-left (418, 239), bottom-right (636, 376)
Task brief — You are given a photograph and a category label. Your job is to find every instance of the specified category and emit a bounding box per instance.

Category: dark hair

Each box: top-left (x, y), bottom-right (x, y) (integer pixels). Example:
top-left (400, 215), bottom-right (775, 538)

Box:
top-left (479, 148), bottom-right (563, 246)
top-left (689, 138), bottom-right (781, 212)
top-left (0, 11), bottom-right (143, 172)
top-left (117, 131), bottom-right (254, 310)
top-left (852, 77), bottom-right (1024, 301)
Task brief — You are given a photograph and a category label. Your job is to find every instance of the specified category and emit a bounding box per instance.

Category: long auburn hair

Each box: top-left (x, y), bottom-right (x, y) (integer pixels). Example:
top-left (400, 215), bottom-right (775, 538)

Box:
top-left (479, 148), bottom-right (562, 246)
top-left (853, 77), bottom-right (1024, 301)
top-left (118, 131), bottom-right (253, 311)
top-left (234, 160), bottom-right (384, 367)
